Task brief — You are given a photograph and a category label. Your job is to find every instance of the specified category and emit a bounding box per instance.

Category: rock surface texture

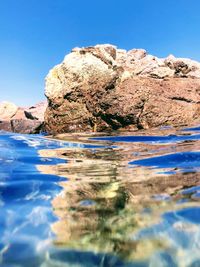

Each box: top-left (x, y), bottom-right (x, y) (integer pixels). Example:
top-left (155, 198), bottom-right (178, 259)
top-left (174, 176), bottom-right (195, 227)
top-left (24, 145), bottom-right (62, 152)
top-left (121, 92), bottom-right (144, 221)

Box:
top-left (0, 101), bottom-right (47, 133)
top-left (44, 44), bottom-right (200, 133)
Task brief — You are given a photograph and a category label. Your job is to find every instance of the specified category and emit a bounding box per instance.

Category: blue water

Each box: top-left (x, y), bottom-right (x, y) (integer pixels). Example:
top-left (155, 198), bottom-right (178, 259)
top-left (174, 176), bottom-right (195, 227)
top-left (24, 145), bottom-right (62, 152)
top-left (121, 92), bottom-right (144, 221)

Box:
top-left (1, 126), bottom-right (200, 266)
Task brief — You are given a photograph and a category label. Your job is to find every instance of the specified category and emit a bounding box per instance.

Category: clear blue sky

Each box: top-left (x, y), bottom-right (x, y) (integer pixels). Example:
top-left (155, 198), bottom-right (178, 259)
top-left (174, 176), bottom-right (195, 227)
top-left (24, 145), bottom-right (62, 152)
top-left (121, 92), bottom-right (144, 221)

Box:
top-left (0, 0), bottom-right (200, 106)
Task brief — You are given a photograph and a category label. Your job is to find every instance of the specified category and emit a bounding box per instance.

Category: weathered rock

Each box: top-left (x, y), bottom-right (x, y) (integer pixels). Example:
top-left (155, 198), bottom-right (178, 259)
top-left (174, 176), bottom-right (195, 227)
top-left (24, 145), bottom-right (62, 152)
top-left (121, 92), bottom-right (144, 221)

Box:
top-left (45, 44), bottom-right (119, 133)
top-left (25, 101), bottom-right (47, 121)
top-left (0, 120), bottom-right (12, 132)
top-left (113, 77), bottom-right (200, 129)
top-left (11, 119), bottom-right (44, 134)
top-left (0, 101), bottom-right (18, 120)
top-left (164, 54), bottom-right (200, 78)
top-left (0, 101), bottom-right (46, 133)
top-left (44, 44), bottom-right (200, 133)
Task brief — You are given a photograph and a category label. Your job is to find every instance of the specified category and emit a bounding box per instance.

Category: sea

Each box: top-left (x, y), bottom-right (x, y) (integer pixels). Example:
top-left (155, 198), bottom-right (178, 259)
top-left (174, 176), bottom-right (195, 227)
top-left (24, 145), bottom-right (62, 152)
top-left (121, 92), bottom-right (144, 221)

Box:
top-left (1, 125), bottom-right (200, 267)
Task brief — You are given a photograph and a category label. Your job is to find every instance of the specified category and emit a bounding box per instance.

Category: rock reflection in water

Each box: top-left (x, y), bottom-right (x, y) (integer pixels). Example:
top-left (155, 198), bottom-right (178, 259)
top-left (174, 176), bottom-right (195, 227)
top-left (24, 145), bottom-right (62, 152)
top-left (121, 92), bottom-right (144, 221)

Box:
top-left (37, 130), bottom-right (200, 266)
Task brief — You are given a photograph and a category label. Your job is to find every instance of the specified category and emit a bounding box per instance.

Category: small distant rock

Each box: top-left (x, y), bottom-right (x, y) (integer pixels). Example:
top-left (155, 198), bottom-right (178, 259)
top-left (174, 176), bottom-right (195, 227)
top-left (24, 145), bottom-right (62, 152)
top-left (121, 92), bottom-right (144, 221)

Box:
top-left (26, 101), bottom-right (47, 121)
top-left (0, 101), bottom-right (47, 134)
top-left (11, 119), bottom-right (44, 134)
top-left (0, 101), bottom-right (18, 120)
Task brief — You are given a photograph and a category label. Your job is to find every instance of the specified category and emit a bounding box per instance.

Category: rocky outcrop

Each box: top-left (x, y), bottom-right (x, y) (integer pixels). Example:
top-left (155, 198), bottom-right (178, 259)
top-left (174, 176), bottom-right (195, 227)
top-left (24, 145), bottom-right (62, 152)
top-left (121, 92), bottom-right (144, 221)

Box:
top-left (45, 44), bottom-right (200, 133)
top-left (0, 101), bottom-right (47, 134)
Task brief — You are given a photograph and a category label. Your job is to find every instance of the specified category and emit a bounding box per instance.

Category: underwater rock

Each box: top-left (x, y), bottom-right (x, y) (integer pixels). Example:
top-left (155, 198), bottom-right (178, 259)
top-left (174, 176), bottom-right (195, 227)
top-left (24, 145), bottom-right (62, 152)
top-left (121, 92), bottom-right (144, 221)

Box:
top-left (43, 44), bottom-right (200, 133)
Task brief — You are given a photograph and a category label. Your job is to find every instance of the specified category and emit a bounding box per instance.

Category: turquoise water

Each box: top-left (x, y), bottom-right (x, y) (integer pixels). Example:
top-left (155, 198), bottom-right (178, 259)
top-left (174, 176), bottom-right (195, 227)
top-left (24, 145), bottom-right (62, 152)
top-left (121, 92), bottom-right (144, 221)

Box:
top-left (1, 126), bottom-right (200, 266)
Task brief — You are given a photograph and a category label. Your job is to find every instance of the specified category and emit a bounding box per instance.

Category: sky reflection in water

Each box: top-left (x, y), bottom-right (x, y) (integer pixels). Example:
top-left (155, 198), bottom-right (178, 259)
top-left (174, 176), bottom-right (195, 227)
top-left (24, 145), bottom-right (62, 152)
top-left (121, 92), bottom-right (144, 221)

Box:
top-left (1, 127), bottom-right (200, 266)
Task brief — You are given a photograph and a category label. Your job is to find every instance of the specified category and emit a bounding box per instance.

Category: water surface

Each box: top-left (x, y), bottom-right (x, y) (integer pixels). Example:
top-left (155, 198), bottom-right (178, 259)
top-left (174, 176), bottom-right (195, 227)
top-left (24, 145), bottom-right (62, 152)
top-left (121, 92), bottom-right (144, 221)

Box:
top-left (1, 126), bottom-right (200, 266)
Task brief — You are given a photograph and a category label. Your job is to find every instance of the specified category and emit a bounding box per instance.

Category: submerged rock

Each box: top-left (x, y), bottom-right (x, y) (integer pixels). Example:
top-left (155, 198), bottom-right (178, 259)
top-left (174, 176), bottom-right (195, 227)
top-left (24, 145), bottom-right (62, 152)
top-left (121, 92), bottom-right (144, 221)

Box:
top-left (0, 101), bottom-right (47, 134)
top-left (42, 45), bottom-right (199, 132)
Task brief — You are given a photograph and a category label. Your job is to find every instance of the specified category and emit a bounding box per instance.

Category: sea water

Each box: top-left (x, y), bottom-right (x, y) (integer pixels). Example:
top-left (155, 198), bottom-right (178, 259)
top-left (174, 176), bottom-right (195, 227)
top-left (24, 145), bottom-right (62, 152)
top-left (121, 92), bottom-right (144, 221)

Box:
top-left (1, 126), bottom-right (200, 266)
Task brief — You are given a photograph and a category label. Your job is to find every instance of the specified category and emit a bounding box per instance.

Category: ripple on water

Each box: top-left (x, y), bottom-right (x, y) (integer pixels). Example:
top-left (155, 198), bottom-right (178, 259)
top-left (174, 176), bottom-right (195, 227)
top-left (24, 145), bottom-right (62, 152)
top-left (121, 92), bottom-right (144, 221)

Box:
top-left (1, 126), bottom-right (200, 266)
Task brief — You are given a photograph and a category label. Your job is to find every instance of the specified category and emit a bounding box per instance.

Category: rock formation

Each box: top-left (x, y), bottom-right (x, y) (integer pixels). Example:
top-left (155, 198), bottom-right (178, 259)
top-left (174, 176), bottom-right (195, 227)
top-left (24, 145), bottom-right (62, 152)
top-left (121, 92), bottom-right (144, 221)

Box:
top-left (44, 44), bottom-right (200, 133)
top-left (0, 101), bottom-right (47, 133)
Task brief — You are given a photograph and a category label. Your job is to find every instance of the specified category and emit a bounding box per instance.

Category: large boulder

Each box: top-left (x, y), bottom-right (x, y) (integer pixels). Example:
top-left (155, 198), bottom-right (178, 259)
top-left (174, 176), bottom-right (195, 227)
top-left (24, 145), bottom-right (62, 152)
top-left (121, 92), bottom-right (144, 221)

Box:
top-left (0, 101), bottom-right (47, 134)
top-left (44, 44), bottom-right (200, 133)
top-left (45, 44), bottom-right (119, 132)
